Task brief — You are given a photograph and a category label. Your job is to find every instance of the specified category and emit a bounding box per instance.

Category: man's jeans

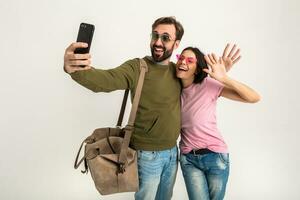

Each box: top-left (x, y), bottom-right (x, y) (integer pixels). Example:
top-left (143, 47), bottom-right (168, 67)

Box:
top-left (134, 146), bottom-right (178, 200)
top-left (180, 152), bottom-right (230, 200)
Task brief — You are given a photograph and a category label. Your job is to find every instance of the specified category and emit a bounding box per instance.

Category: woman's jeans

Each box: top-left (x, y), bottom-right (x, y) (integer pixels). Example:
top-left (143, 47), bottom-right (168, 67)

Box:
top-left (134, 146), bottom-right (178, 200)
top-left (180, 152), bottom-right (230, 200)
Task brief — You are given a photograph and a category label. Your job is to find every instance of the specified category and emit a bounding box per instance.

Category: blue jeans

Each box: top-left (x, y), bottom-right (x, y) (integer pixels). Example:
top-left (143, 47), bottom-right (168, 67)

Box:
top-left (180, 152), bottom-right (230, 200)
top-left (134, 146), bottom-right (178, 200)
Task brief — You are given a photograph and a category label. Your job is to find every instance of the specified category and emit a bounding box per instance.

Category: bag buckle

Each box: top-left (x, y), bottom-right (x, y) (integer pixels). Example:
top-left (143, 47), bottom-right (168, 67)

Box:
top-left (124, 125), bottom-right (134, 132)
top-left (117, 163), bottom-right (126, 174)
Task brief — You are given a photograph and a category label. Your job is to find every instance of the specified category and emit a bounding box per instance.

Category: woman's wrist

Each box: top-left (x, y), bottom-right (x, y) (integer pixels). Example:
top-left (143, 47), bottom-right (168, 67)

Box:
top-left (218, 75), bottom-right (232, 85)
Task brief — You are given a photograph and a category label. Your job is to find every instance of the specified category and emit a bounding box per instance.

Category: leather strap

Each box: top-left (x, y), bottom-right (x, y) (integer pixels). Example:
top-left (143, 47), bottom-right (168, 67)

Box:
top-left (116, 89), bottom-right (129, 127)
top-left (74, 140), bottom-right (85, 169)
top-left (118, 59), bottom-right (148, 168)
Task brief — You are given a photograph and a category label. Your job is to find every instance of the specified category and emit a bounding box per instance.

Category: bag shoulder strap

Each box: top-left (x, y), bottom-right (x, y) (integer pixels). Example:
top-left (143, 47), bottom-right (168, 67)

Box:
top-left (116, 89), bottom-right (129, 127)
top-left (118, 58), bottom-right (148, 170)
top-left (116, 58), bottom-right (148, 127)
top-left (127, 58), bottom-right (148, 126)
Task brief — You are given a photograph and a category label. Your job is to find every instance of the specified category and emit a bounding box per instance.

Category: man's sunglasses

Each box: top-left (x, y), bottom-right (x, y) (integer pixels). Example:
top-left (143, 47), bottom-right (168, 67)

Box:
top-left (151, 32), bottom-right (175, 43)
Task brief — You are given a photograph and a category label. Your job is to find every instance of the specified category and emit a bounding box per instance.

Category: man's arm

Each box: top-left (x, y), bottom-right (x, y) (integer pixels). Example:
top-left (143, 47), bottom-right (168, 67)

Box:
top-left (63, 42), bottom-right (138, 92)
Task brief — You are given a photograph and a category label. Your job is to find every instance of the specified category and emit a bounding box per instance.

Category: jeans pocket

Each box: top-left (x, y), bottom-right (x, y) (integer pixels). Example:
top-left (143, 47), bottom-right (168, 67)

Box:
top-left (179, 153), bottom-right (194, 167)
top-left (138, 150), bottom-right (158, 161)
top-left (179, 153), bottom-right (185, 163)
top-left (218, 153), bottom-right (230, 165)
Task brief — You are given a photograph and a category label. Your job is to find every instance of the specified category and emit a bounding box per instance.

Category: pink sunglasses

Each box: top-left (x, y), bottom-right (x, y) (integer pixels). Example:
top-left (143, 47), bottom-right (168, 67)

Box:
top-left (176, 54), bottom-right (197, 64)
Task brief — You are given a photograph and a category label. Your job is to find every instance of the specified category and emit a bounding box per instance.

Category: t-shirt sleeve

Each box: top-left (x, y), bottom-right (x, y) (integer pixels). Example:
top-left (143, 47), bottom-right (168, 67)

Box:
top-left (205, 77), bottom-right (224, 100)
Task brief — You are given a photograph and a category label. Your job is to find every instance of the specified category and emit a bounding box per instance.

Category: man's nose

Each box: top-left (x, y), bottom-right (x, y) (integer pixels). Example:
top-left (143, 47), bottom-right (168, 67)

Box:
top-left (154, 37), bottom-right (163, 46)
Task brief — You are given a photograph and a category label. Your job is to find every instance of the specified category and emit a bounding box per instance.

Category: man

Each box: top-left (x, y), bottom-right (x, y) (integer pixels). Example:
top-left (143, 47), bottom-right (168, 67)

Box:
top-left (64, 17), bottom-right (184, 200)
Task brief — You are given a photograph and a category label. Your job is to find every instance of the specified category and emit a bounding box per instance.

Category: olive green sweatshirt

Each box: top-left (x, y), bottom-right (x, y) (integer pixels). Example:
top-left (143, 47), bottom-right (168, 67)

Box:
top-left (70, 56), bottom-right (181, 151)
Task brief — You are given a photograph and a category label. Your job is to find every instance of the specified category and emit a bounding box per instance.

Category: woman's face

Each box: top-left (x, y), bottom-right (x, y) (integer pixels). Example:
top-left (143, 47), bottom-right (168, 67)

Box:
top-left (176, 50), bottom-right (198, 81)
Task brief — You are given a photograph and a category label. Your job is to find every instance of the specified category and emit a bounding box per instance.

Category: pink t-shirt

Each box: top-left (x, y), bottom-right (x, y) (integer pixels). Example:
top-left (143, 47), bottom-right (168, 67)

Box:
top-left (179, 77), bottom-right (228, 154)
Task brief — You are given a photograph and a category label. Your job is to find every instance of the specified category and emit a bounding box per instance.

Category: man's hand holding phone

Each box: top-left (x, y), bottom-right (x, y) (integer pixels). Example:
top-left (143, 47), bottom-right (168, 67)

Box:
top-left (63, 42), bottom-right (92, 74)
top-left (64, 23), bottom-right (95, 74)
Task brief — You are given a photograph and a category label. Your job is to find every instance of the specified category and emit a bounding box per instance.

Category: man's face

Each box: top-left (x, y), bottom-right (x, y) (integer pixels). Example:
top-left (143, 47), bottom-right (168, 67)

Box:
top-left (150, 24), bottom-right (180, 63)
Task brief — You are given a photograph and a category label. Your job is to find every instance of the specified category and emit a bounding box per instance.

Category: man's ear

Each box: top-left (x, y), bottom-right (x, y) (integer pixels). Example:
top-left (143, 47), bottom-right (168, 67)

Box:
top-left (174, 40), bottom-right (180, 50)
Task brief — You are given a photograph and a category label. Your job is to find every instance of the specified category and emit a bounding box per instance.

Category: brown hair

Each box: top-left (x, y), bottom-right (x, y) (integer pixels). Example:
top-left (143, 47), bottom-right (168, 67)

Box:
top-left (152, 16), bottom-right (184, 41)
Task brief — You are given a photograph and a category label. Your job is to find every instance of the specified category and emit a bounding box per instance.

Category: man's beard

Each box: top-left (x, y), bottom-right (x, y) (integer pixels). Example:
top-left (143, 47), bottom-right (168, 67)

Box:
top-left (151, 43), bottom-right (175, 62)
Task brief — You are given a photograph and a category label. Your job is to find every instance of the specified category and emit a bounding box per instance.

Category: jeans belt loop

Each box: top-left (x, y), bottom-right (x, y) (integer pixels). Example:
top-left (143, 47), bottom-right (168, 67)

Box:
top-left (192, 149), bottom-right (197, 156)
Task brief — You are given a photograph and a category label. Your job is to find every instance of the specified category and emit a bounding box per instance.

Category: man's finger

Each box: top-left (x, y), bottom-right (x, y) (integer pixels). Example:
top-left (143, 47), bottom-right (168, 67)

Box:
top-left (65, 42), bottom-right (88, 54)
top-left (68, 59), bottom-right (91, 66)
top-left (68, 53), bottom-right (91, 60)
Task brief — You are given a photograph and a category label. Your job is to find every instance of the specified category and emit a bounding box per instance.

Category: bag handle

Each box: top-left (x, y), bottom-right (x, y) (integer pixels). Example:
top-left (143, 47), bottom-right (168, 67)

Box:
top-left (74, 136), bottom-right (94, 173)
top-left (74, 140), bottom-right (85, 169)
top-left (118, 59), bottom-right (148, 171)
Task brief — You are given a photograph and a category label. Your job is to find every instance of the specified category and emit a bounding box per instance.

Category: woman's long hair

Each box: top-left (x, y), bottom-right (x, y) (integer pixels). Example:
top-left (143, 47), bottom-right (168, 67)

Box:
top-left (181, 47), bottom-right (208, 84)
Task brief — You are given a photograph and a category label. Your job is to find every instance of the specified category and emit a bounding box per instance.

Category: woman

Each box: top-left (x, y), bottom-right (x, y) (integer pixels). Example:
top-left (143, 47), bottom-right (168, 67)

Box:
top-left (176, 44), bottom-right (260, 200)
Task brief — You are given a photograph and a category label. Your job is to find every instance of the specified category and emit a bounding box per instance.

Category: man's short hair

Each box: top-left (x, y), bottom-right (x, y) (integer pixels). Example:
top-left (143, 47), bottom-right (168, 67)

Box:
top-left (152, 16), bottom-right (184, 41)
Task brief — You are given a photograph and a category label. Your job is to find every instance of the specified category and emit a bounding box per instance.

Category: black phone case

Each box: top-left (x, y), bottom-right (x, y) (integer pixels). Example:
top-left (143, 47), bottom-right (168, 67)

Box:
top-left (74, 23), bottom-right (95, 54)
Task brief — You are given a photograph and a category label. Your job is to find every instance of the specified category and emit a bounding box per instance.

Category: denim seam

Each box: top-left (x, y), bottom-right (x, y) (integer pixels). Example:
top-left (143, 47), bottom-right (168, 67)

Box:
top-left (218, 153), bottom-right (229, 165)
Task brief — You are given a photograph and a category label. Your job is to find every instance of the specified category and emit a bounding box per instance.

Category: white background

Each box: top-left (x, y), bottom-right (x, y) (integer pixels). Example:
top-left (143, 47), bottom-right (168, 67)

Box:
top-left (0, 0), bottom-right (299, 199)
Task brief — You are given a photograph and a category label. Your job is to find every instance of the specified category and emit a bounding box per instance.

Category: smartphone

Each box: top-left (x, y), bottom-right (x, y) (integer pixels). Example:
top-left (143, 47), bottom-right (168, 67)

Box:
top-left (74, 23), bottom-right (95, 54)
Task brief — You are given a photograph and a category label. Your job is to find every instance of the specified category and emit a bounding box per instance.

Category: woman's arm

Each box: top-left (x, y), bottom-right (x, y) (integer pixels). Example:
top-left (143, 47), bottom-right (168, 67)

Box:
top-left (204, 54), bottom-right (260, 103)
top-left (219, 77), bottom-right (260, 103)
